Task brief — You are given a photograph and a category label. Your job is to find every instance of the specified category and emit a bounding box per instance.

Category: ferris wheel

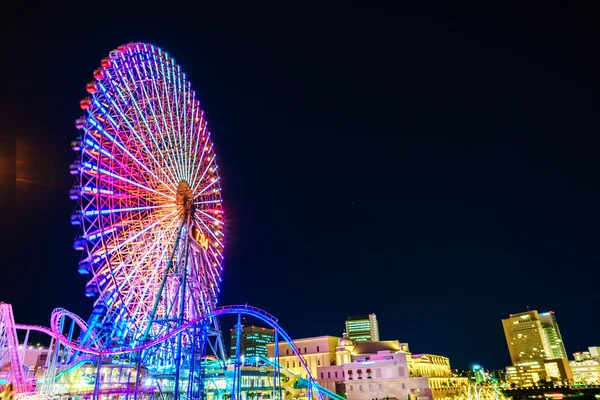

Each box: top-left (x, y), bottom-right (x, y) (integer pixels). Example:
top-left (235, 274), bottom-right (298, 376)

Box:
top-left (69, 42), bottom-right (224, 351)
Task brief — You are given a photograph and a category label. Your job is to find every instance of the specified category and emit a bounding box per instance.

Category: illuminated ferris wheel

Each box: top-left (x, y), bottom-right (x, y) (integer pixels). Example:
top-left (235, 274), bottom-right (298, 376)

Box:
top-left (69, 42), bottom-right (225, 351)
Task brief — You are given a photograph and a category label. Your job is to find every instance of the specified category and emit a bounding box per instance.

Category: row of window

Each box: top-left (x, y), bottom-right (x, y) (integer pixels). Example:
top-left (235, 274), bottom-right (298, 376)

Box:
top-left (320, 371), bottom-right (345, 379)
top-left (348, 383), bottom-right (406, 392)
top-left (285, 346), bottom-right (320, 355)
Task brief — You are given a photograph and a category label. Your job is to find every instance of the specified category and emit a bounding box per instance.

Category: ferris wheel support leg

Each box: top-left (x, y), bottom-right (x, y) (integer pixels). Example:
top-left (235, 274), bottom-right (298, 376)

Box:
top-left (134, 350), bottom-right (143, 400)
top-left (93, 352), bottom-right (102, 400)
top-left (174, 216), bottom-right (191, 400)
top-left (273, 329), bottom-right (280, 400)
top-left (141, 216), bottom-right (187, 343)
top-left (232, 312), bottom-right (243, 400)
top-left (187, 323), bottom-right (198, 397)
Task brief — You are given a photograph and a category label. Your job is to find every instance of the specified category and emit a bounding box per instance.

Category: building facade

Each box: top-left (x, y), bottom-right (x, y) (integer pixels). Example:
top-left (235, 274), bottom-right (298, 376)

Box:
top-left (502, 310), bottom-right (572, 387)
top-left (230, 326), bottom-right (275, 359)
top-left (266, 336), bottom-right (339, 379)
top-left (506, 359), bottom-right (573, 387)
top-left (502, 311), bottom-right (552, 364)
top-left (570, 347), bottom-right (600, 384)
top-left (317, 334), bottom-right (466, 400)
top-left (539, 312), bottom-right (567, 359)
top-left (345, 314), bottom-right (380, 342)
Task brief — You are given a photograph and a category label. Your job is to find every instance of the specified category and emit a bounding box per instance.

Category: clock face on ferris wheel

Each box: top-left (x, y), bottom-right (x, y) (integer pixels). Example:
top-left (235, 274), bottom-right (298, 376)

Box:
top-left (70, 42), bottom-right (224, 345)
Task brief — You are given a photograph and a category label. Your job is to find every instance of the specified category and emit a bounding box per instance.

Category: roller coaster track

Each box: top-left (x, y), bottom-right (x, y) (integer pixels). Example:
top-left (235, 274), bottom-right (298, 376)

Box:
top-left (5, 304), bottom-right (324, 399)
top-left (0, 303), bottom-right (26, 392)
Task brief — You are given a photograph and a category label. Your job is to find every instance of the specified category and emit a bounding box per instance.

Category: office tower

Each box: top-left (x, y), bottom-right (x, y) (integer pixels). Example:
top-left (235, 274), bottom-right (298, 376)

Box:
top-left (230, 325), bottom-right (275, 359)
top-left (539, 311), bottom-right (567, 359)
top-left (502, 310), bottom-right (552, 364)
top-left (345, 314), bottom-right (379, 342)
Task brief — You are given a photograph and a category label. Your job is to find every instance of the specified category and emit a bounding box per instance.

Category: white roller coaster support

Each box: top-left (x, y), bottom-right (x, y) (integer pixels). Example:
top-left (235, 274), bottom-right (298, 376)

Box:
top-left (0, 303), bottom-right (26, 392)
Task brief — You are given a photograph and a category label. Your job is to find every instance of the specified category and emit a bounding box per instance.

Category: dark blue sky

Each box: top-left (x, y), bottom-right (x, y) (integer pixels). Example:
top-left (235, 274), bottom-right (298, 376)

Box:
top-left (1, 3), bottom-right (598, 370)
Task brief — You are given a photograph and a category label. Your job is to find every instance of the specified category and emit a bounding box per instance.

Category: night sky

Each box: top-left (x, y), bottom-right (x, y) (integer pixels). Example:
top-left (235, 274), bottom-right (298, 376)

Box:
top-left (1, 4), bottom-right (599, 370)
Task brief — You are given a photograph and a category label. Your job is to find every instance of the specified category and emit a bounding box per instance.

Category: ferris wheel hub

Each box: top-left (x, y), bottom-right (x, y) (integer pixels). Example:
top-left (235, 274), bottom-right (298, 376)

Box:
top-left (176, 180), bottom-right (194, 216)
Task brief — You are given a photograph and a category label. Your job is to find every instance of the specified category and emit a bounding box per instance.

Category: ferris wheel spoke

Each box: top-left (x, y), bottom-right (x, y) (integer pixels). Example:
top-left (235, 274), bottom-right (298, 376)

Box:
top-left (125, 53), bottom-right (182, 187)
top-left (97, 213), bottom-right (178, 321)
top-left (159, 56), bottom-right (186, 183)
top-left (188, 107), bottom-right (202, 185)
top-left (171, 63), bottom-right (187, 181)
top-left (174, 61), bottom-right (191, 183)
top-left (193, 214), bottom-right (223, 248)
top-left (189, 134), bottom-right (210, 191)
top-left (83, 203), bottom-right (174, 216)
top-left (108, 68), bottom-right (182, 190)
top-left (92, 87), bottom-right (175, 193)
top-left (194, 199), bottom-right (222, 205)
top-left (109, 217), bottom-right (180, 334)
top-left (182, 80), bottom-right (190, 181)
top-left (82, 158), bottom-right (174, 201)
top-left (151, 56), bottom-right (186, 182)
top-left (165, 58), bottom-right (189, 183)
top-left (202, 250), bottom-right (220, 300)
top-left (88, 102), bottom-right (176, 196)
top-left (89, 209), bottom-right (178, 264)
top-left (197, 176), bottom-right (220, 196)
top-left (202, 248), bottom-right (222, 286)
top-left (134, 55), bottom-right (182, 187)
top-left (191, 110), bottom-right (207, 181)
top-left (191, 152), bottom-right (216, 194)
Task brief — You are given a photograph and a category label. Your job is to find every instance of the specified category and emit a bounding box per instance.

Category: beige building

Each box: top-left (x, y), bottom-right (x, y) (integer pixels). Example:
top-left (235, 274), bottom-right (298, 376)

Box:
top-left (502, 310), bottom-right (572, 387)
top-left (502, 311), bottom-right (552, 364)
top-left (408, 354), bottom-right (452, 378)
top-left (266, 335), bottom-right (339, 379)
top-left (321, 334), bottom-right (466, 400)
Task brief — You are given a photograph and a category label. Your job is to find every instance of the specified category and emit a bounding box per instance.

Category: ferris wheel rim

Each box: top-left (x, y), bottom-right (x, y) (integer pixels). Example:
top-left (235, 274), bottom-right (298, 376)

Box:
top-left (71, 42), bottom-right (225, 348)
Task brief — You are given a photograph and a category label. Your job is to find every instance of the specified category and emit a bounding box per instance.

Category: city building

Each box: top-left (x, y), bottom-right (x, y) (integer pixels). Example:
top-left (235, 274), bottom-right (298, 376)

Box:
top-left (345, 314), bottom-right (379, 342)
top-left (266, 335), bottom-right (340, 379)
top-left (502, 310), bottom-right (572, 387)
top-left (230, 326), bottom-right (275, 359)
top-left (505, 359), bottom-right (573, 387)
top-left (502, 310), bottom-right (552, 364)
top-left (539, 311), bottom-right (567, 359)
top-left (570, 347), bottom-right (600, 384)
top-left (318, 333), bottom-right (467, 400)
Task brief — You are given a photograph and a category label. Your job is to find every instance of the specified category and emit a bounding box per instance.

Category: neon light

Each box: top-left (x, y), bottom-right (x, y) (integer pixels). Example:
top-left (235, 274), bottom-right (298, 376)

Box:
top-left (87, 227), bottom-right (118, 240)
top-left (82, 186), bottom-right (114, 195)
top-left (83, 204), bottom-right (174, 216)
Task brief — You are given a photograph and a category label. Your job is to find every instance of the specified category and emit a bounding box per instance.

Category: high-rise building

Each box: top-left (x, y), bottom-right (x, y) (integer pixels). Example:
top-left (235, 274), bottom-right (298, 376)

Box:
top-left (539, 311), bottom-right (567, 359)
top-left (502, 310), bottom-right (573, 387)
top-left (230, 325), bottom-right (275, 359)
top-left (502, 310), bottom-right (552, 364)
top-left (345, 314), bottom-right (379, 342)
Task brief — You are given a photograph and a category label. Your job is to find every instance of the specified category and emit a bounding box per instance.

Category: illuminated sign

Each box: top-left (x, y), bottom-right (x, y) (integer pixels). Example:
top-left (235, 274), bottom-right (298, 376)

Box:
top-left (190, 225), bottom-right (209, 250)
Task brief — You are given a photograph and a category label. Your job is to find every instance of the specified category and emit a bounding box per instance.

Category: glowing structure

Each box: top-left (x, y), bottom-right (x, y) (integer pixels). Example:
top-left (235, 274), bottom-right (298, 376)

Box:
top-left (0, 42), bottom-right (326, 400)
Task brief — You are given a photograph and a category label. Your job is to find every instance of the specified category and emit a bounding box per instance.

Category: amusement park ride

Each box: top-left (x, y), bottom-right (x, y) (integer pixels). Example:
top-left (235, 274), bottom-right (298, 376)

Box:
top-left (0, 42), bottom-right (329, 400)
